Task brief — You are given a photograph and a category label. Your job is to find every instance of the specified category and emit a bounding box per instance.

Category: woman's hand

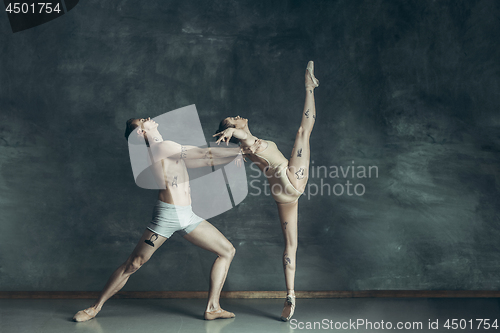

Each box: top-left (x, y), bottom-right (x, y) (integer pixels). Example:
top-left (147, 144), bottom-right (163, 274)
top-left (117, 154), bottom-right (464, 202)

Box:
top-left (213, 128), bottom-right (235, 145)
top-left (213, 128), bottom-right (247, 145)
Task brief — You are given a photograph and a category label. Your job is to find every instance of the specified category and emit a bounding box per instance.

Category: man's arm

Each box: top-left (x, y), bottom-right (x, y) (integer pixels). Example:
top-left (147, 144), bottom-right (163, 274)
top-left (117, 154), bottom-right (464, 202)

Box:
top-left (154, 141), bottom-right (240, 161)
top-left (184, 156), bottom-right (241, 169)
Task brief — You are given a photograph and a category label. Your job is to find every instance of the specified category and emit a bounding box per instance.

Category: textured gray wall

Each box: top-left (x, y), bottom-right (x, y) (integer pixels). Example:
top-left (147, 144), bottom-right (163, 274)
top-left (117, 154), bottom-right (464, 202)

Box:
top-left (0, 0), bottom-right (499, 292)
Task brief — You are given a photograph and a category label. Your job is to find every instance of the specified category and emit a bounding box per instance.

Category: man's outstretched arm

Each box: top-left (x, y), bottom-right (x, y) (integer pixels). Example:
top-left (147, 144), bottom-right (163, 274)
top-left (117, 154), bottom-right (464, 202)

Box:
top-left (154, 140), bottom-right (240, 161)
top-left (184, 155), bottom-right (243, 169)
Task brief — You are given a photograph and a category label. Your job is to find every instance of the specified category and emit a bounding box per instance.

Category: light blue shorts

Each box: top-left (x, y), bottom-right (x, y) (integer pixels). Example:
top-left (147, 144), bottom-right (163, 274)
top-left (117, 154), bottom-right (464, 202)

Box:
top-left (147, 201), bottom-right (204, 238)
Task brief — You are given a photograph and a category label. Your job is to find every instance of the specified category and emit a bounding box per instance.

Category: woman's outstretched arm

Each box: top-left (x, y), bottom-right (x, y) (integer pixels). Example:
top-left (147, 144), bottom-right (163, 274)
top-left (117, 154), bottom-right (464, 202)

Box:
top-left (213, 128), bottom-right (256, 147)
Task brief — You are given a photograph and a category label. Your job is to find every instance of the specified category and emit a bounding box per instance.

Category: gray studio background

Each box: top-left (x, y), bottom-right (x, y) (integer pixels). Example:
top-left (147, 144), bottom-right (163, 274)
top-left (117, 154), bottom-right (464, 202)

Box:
top-left (1, 0), bottom-right (499, 292)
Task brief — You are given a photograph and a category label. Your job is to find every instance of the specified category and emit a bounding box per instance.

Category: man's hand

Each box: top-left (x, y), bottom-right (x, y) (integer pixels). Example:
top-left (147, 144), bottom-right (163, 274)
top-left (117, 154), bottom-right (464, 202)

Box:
top-left (234, 152), bottom-right (245, 167)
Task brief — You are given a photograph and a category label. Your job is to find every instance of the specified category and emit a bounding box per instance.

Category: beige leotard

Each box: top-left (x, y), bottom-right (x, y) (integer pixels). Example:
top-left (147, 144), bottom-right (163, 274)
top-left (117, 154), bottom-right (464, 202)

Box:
top-left (250, 140), bottom-right (302, 203)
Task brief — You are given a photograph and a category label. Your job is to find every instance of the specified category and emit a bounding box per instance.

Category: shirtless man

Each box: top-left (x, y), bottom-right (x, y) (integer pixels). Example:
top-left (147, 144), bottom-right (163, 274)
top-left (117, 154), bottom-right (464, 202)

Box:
top-left (73, 117), bottom-right (241, 322)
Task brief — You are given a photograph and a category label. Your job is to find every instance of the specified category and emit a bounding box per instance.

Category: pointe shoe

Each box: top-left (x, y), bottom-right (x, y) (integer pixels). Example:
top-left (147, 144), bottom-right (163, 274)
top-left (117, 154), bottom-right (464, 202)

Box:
top-left (280, 295), bottom-right (296, 322)
top-left (73, 306), bottom-right (99, 322)
top-left (204, 308), bottom-right (236, 320)
top-left (306, 61), bottom-right (319, 88)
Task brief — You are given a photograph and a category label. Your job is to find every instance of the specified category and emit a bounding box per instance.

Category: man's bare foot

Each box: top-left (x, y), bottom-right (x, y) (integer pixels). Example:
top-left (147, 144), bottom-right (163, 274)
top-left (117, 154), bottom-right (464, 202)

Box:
top-left (204, 308), bottom-right (236, 320)
top-left (73, 306), bottom-right (100, 322)
top-left (305, 61), bottom-right (319, 89)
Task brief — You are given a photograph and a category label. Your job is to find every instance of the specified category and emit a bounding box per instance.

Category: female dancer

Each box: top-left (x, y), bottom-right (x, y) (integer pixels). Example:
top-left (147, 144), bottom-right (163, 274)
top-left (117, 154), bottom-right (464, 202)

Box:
top-left (214, 61), bottom-right (319, 321)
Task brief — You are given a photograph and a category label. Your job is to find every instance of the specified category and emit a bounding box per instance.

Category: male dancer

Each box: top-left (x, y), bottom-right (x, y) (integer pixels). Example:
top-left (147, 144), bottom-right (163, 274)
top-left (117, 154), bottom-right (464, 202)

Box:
top-left (73, 117), bottom-right (241, 322)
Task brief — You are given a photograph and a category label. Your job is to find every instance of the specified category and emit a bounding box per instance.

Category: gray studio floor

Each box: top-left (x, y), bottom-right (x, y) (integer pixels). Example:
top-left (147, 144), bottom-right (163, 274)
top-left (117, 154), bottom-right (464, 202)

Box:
top-left (1, 298), bottom-right (499, 333)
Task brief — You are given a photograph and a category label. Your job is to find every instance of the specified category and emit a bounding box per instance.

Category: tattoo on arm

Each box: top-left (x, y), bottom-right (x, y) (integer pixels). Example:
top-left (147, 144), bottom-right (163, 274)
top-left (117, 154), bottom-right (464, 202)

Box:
top-left (172, 176), bottom-right (178, 187)
top-left (283, 221), bottom-right (288, 230)
top-left (305, 109), bottom-right (310, 118)
top-left (297, 148), bottom-right (302, 157)
top-left (284, 253), bottom-right (291, 266)
top-left (145, 233), bottom-right (159, 247)
top-left (180, 146), bottom-right (187, 159)
top-left (309, 89), bottom-right (312, 94)
top-left (295, 167), bottom-right (305, 180)
top-left (204, 148), bottom-right (213, 160)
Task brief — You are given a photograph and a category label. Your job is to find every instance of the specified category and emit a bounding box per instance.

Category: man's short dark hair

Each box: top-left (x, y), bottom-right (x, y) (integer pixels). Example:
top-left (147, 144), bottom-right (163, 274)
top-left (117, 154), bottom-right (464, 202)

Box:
top-left (124, 118), bottom-right (144, 145)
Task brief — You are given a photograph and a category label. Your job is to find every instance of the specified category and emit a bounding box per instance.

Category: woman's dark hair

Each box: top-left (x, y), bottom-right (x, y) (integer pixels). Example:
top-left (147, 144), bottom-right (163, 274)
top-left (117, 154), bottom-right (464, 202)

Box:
top-left (215, 118), bottom-right (240, 145)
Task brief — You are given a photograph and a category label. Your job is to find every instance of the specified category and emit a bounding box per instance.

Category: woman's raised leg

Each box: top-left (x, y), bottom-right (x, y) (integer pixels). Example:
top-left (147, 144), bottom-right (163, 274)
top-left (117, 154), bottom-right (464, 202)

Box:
top-left (287, 61), bottom-right (319, 192)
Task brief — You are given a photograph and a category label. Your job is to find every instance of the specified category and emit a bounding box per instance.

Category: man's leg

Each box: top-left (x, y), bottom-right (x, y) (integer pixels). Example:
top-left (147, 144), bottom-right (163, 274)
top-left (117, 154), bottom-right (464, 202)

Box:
top-left (73, 229), bottom-right (167, 322)
top-left (182, 221), bottom-right (236, 319)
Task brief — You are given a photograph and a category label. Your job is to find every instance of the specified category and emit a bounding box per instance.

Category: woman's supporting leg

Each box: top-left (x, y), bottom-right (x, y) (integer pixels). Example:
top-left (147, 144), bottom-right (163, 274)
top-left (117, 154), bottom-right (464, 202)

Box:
top-left (277, 200), bottom-right (299, 320)
top-left (183, 221), bottom-right (236, 319)
top-left (287, 61), bottom-right (318, 192)
top-left (73, 229), bottom-right (167, 322)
